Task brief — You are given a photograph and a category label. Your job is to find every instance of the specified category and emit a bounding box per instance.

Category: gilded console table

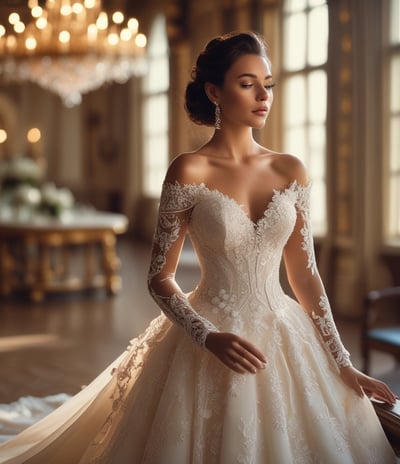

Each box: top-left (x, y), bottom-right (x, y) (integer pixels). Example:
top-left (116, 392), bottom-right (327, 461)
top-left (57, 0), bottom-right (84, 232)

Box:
top-left (0, 211), bottom-right (128, 302)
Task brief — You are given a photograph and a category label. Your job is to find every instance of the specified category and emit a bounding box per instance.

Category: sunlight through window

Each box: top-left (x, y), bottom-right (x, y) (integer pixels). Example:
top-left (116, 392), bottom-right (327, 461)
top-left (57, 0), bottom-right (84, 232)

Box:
top-left (282, 0), bottom-right (328, 236)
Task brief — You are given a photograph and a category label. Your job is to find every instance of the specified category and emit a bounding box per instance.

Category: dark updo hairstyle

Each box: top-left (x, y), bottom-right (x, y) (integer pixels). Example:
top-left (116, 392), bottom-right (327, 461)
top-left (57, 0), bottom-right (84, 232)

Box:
top-left (184, 31), bottom-right (270, 126)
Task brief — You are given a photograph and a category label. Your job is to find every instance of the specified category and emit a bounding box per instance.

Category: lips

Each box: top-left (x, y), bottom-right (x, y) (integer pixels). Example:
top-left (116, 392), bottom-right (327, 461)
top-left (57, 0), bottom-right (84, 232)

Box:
top-left (253, 107), bottom-right (268, 116)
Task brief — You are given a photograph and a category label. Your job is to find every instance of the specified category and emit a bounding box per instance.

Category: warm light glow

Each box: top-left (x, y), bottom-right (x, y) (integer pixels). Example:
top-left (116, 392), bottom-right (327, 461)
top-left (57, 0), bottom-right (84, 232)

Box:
top-left (87, 24), bottom-right (97, 41)
top-left (120, 28), bottom-right (132, 41)
top-left (0, 129), bottom-right (7, 144)
top-left (96, 11), bottom-right (108, 30)
top-left (14, 21), bottom-right (25, 34)
top-left (31, 6), bottom-right (43, 18)
top-left (8, 13), bottom-right (20, 25)
top-left (127, 18), bottom-right (138, 33)
top-left (135, 33), bottom-right (147, 48)
top-left (25, 36), bottom-right (37, 51)
top-left (72, 2), bottom-right (84, 14)
top-left (36, 17), bottom-right (47, 30)
top-left (112, 11), bottom-right (124, 24)
top-left (27, 127), bottom-right (41, 143)
top-left (60, 4), bottom-right (72, 16)
top-left (59, 30), bottom-right (70, 44)
top-left (107, 32), bottom-right (119, 46)
top-left (0, 0), bottom-right (147, 107)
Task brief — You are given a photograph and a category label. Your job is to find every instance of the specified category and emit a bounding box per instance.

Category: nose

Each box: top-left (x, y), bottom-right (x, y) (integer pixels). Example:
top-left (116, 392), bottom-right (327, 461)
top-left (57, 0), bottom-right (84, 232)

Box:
top-left (257, 85), bottom-right (268, 101)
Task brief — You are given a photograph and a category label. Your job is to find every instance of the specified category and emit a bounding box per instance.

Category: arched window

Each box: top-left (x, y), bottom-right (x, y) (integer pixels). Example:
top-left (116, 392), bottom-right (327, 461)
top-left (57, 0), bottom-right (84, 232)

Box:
top-left (142, 15), bottom-right (169, 197)
top-left (386, 0), bottom-right (400, 243)
top-left (281, 0), bottom-right (328, 235)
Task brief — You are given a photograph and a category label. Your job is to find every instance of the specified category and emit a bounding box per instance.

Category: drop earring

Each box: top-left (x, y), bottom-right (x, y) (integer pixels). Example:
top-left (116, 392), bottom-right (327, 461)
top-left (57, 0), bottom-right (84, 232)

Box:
top-left (214, 103), bottom-right (221, 130)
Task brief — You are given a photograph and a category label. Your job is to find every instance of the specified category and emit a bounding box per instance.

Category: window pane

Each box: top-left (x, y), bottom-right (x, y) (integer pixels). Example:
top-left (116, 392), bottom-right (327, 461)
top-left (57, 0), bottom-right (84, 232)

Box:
top-left (285, 127), bottom-right (306, 161)
top-left (144, 95), bottom-right (168, 133)
top-left (390, 0), bottom-right (400, 44)
top-left (308, 0), bottom-right (326, 6)
top-left (311, 179), bottom-right (327, 235)
top-left (283, 13), bottom-right (306, 71)
top-left (308, 70), bottom-right (327, 123)
top-left (146, 56), bottom-right (169, 92)
top-left (390, 55), bottom-right (400, 113)
top-left (284, 0), bottom-right (306, 13)
top-left (309, 125), bottom-right (326, 177)
top-left (390, 117), bottom-right (400, 171)
top-left (388, 176), bottom-right (400, 237)
top-left (308, 5), bottom-right (328, 66)
top-left (284, 75), bottom-right (306, 126)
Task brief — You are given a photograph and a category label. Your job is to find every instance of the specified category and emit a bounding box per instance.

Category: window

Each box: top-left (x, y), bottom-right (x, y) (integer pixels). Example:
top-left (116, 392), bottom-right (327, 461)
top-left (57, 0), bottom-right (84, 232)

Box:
top-left (281, 0), bottom-right (328, 235)
top-left (142, 15), bottom-right (169, 197)
top-left (387, 0), bottom-right (400, 242)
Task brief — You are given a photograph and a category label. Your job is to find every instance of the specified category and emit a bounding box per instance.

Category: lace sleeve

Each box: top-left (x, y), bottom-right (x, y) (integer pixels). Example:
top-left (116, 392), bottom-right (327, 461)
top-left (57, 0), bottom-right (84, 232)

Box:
top-left (284, 182), bottom-right (351, 369)
top-left (148, 182), bottom-right (219, 349)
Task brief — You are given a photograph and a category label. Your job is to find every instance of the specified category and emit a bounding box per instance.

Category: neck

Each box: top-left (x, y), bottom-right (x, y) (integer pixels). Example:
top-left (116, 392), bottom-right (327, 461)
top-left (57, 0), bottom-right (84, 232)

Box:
top-left (208, 126), bottom-right (259, 162)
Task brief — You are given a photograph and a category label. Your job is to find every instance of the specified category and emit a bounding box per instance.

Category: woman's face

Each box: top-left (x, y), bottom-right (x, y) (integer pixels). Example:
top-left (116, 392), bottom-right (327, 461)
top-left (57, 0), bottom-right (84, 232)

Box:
top-left (217, 53), bottom-right (274, 130)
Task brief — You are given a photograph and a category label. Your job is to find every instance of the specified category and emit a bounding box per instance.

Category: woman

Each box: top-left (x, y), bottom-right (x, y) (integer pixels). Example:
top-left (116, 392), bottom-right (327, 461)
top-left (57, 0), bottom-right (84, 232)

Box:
top-left (0, 31), bottom-right (397, 464)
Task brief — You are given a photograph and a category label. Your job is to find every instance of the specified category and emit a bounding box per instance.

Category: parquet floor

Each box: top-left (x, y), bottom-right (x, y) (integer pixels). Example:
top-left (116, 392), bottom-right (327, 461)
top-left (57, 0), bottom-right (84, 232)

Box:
top-left (0, 237), bottom-right (398, 404)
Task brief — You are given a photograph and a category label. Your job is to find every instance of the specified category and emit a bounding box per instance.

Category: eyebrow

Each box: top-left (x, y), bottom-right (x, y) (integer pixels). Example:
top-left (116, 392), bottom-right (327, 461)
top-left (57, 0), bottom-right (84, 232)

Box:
top-left (237, 73), bottom-right (273, 80)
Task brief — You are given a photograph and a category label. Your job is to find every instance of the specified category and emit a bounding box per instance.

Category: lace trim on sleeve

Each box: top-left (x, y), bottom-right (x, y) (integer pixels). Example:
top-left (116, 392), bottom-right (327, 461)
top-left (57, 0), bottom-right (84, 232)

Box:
top-left (311, 295), bottom-right (352, 368)
top-left (294, 183), bottom-right (317, 275)
top-left (148, 182), bottom-right (218, 349)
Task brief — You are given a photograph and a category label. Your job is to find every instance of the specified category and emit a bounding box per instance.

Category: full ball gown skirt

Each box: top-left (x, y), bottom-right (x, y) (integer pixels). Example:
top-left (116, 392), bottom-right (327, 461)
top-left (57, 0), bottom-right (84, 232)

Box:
top-left (0, 181), bottom-right (396, 463)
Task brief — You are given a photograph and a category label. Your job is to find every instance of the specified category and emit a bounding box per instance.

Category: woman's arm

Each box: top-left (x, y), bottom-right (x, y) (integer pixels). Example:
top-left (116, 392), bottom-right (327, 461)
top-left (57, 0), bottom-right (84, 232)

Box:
top-left (283, 160), bottom-right (396, 403)
top-left (148, 180), bottom-right (219, 348)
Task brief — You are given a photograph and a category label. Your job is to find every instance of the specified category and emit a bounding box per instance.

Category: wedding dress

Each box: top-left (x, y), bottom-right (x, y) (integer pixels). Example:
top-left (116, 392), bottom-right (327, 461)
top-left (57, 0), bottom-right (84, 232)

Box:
top-left (0, 180), bottom-right (396, 464)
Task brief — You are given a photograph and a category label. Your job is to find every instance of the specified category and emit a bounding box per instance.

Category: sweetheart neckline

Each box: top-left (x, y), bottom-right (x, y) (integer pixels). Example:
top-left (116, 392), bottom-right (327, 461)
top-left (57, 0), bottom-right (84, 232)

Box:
top-left (164, 179), bottom-right (305, 228)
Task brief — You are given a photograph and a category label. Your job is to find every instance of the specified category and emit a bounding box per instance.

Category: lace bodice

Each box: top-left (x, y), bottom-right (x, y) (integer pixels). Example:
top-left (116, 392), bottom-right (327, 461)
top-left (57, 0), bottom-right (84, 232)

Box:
top-left (148, 180), bottom-right (351, 368)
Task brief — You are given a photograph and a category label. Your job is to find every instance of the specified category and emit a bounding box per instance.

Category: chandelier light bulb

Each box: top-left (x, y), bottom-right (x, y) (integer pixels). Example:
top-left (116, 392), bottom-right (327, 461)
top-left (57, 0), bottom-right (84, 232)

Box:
top-left (135, 33), bottom-right (147, 48)
top-left (127, 18), bottom-right (138, 33)
top-left (107, 32), bottom-right (119, 46)
top-left (59, 30), bottom-right (71, 44)
top-left (31, 6), bottom-right (43, 18)
top-left (72, 3), bottom-right (84, 15)
top-left (96, 12), bottom-right (108, 30)
top-left (27, 128), bottom-right (41, 143)
top-left (8, 13), bottom-right (20, 25)
top-left (25, 37), bottom-right (37, 51)
top-left (0, 129), bottom-right (7, 144)
top-left (120, 28), bottom-right (132, 42)
top-left (112, 12), bottom-right (124, 24)
top-left (0, 0), bottom-right (148, 107)
top-left (36, 17), bottom-right (47, 30)
top-left (14, 22), bottom-right (26, 34)
top-left (84, 0), bottom-right (96, 8)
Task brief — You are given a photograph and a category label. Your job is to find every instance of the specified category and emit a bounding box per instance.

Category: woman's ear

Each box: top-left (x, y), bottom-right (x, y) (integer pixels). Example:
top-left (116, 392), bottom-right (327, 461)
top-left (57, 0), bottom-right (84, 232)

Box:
top-left (204, 82), bottom-right (220, 104)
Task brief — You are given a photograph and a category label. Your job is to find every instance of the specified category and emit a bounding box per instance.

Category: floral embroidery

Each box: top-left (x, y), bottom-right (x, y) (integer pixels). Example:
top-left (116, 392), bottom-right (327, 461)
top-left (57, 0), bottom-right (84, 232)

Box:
top-left (311, 295), bottom-right (351, 368)
top-left (148, 182), bottom-right (219, 349)
top-left (295, 183), bottom-right (317, 275)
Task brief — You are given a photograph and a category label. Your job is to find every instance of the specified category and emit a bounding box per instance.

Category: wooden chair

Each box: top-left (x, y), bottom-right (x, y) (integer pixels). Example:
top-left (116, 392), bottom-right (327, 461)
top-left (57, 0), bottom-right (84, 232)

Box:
top-left (361, 286), bottom-right (400, 374)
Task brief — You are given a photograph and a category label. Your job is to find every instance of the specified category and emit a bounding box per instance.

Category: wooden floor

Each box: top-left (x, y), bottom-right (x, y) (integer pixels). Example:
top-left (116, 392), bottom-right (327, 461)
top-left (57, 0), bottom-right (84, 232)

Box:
top-left (0, 237), bottom-right (398, 404)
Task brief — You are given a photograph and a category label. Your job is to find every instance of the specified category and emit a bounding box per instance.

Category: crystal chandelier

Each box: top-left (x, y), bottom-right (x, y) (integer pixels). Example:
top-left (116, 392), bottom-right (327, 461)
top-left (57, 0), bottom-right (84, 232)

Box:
top-left (0, 0), bottom-right (147, 107)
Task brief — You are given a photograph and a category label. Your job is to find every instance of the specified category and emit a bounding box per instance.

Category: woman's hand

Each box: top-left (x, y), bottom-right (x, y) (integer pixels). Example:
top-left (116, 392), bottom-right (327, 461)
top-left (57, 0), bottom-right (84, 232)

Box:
top-left (205, 332), bottom-right (267, 374)
top-left (340, 365), bottom-right (397, 405)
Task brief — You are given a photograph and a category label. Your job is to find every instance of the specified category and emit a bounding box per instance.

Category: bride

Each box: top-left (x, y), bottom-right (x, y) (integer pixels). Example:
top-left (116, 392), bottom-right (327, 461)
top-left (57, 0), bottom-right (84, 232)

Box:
top-left (0, 31), bottom-right (397, 463)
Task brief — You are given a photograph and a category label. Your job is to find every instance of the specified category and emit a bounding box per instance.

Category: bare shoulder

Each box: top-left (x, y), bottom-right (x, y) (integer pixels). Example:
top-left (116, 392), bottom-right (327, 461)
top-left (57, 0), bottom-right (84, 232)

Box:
top-left (270, 153), bottom-right (309, 186)
top-left (164, 152), bottom-right (208, 185)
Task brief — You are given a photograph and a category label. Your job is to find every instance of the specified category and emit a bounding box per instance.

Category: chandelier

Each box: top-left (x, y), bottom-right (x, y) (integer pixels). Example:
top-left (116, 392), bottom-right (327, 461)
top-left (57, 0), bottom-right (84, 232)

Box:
top-left (0, 0), bottom-right (147, 107)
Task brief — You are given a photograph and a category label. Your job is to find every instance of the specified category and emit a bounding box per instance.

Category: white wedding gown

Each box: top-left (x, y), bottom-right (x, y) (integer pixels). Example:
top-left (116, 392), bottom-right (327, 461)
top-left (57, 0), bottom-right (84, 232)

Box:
top-left (0, 180), bottom-right (396, 463)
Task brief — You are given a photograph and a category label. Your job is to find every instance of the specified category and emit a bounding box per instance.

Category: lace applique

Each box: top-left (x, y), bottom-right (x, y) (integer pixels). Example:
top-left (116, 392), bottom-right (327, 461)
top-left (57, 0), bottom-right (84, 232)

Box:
top-left (295, 183), bottom-right (317, 275)
top-left (148, 181), bottom-right (219, 349)
top-left (153, 292), bottom-right (217, 348)
top-left (209, 288), bottom-right (238, 319)
top-left (311, 295), bottom-right (351, 368)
